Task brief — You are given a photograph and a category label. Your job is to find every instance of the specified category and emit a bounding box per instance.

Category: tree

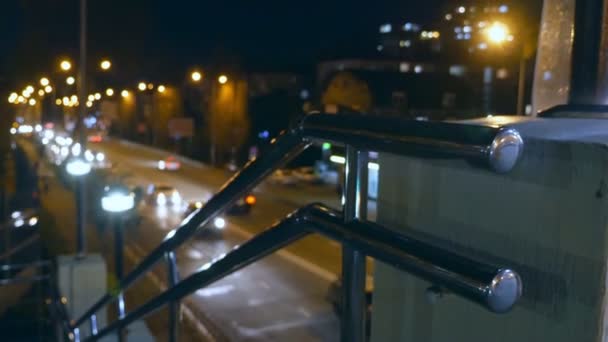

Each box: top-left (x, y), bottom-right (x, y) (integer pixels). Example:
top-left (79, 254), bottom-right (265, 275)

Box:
top-left (321, 71), bottom-right (372, 112)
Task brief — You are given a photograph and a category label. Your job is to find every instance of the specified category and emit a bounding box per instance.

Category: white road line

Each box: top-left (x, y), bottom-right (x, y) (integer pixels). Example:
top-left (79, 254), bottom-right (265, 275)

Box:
top-left (227, 223), bottom-right (338, 283)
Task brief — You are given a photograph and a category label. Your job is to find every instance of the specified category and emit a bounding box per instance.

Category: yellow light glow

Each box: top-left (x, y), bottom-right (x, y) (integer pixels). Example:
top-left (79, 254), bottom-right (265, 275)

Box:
top-left (22, 91), bottom-right (31, 98)
top-left (40, 77), bottom-right (50, 86)
top-left (157, 85), bottom-right (166, 93)
top-left (55, 99), bottom-right (62, 105)
top-left (147, 83), bottom-right (154, 90)
top-left (66, 76), bottom-right (75, 85)
top-left (38, 89), bottom-right (45, 97)
top-left (86, 101), bottom-right (93, 108)
top-left (121, 90), bottom-right (129, 98)
top-left (138, 82), bottom-right (146, 91)
top-left (191, 71), bottom-right (202, 82)
top-left (100, 60), bottom-right (111, 70)
top-left (486, 22), bottom-right (509, 44)
top-left (8, 93), bottom-right (18, 103)
top-left (70, 95), bottom-right (78, 103)
top-left (60, 60), bottom-right (72, 71)
top-left (44, 85), bottom-right (53, 93)
top-left (28, 98), bottom-right (36, 106)
top-left (88, 94), bottom-right (95, 101)
top-left (106, 88), bottom-right (114, 96)
top-left (218, 75), bottom-right (228, 84)
top-left (25, 85), bottom-right (34, 93)
top-left (94, 93), bottom-right (101, 100)
top-left (18, 96), bottom-right (25, 103)
top-left (62, 97), bottom-right (70, 106)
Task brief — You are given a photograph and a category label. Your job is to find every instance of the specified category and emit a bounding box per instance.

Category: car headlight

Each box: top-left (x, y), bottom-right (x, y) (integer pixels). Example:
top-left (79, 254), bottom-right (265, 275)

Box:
top-left (158, 161), bottom-right (166, 170)
top-left (96, 152), bottom-right (105, 162)
top-left (156, 193), bottom-right (167, 206)
top-left (14, 218), bottom-right (24, 228)
top-left (213, 217), bottom-right (226, 229)
top-left (28, 217), bottom-right (38, 226)
top-left (84, 150), bottom-right (95, 162)
top-left (171, 191), bottom-right (181, 204)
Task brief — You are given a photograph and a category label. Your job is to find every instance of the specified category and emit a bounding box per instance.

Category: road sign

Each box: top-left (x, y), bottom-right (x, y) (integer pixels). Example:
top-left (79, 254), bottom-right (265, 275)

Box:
top-left (168, 118), bottom-right (194, 138)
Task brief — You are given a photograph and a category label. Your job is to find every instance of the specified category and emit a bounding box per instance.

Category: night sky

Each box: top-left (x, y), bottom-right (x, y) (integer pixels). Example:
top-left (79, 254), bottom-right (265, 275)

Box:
top-left (0, 0), bottom-right (444, 85)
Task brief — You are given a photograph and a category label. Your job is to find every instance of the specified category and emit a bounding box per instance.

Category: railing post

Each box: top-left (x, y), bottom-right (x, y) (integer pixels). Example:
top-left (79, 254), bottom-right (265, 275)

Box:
top-left (166, 252), bottom-right (180, 342)
top-left (89, 314), bottom-right (98, 336)
top-left (114, 218), bottom-right (126, 342)
top-left (340, 146), bottom-right (368, 342)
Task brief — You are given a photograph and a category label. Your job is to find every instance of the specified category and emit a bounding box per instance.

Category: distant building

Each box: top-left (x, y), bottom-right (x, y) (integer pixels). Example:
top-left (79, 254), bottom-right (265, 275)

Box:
top-left (376, 21), bottom-right (441, 60)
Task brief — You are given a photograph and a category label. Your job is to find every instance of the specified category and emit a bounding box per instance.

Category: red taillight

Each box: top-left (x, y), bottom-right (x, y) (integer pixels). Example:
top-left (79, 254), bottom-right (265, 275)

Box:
top-left (245, 195), bottom-right (256, 205)
top-left (88, 135), bottom-right (102, 142)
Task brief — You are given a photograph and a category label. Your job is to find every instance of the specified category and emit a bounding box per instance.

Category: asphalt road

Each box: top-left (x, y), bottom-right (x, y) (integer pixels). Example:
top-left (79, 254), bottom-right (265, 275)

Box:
top-left (26, 137), bottom-right (384, 341)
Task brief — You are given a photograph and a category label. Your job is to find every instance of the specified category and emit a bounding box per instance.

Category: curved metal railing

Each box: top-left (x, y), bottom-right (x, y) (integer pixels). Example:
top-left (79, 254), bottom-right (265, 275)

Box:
top-left (63, 113), bottom-right (525, 341)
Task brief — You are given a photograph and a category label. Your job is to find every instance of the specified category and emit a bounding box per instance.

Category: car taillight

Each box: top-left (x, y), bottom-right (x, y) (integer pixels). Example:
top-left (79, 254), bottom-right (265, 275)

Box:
top-left (245, 195), bottom-right (256, 205)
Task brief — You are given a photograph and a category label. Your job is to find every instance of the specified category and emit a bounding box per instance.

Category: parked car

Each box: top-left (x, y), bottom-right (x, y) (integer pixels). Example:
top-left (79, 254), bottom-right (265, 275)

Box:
top-left (146, 184), bottom-right (182, 206)
top-left (293, 166), bottom-right (323, 184)
top-left (269, 169), bottom-right (298, 185)
top-left (158, 156), bottom-right (181, 171)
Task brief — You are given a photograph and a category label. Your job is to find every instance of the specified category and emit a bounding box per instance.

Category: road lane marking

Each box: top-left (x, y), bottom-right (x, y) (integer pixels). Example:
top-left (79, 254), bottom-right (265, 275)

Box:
top-left (226, 223), bottom-right (338, 283)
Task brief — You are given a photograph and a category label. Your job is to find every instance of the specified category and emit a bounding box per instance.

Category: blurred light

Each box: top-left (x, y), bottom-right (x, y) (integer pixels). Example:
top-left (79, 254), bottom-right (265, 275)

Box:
top-left (445, 14), bottom-right (453, 20)
top-left (84, 150), bottom-right (94, 162)
top-left (8, 93), bottom-right (18, 103)
top-left (171, 191), bottom-right (181, 205)
top-left (486, 22), bottom-right (509, 44)
top-left (65, 137), bottom-right (73, 145)
top-left (138, 82), bottom-right (146, 91)
top-left (60, 60), bottom-right (72, 71)
top-left (379, 23), bottom-right (392, 33)
top-left (191, 71), bottom-right (202, 82)
top-left (14, 219), bottom-right (24, 228)
top-left (9, 128), bottom-right (16, 135)
top-left (158, 160), bottom-right (166, 170)
top-left (498, 4), bottom-right (508, 13)
top-left (25, 85), bottom-right (34, 93)
top-left (258, 130), bottom-right (270, 139)
top-left (100, 60), bottom-right (111, 70)
top-left (458, 6), bottom-right (466, 13)
top-left (11, 211), bottom-right (21, 219)
top-left (42, 138), bottom-right (49, 145)
top-left (22, 91), bottom-right (31, 98)
top-left (157, 85), bottom-right (166, 93)
top-left (121, 90), bottom-right (130, 98)
top-left (86, 101), bottom-right (93, 108)
top-left (45, 85), bottom-right (53, 93)
top-left (218, 75), bottom-right (228, 84)
top-left (66, 158), bottom-right (91, 176)
top-left (94, 93), bottom-right (101, 100)
top-left (38, 89), bottom-right (45, 97)
top-left (28, 217), bottom-right (38, 226)
top-left (70, 95), bottom-right (78, 103)
top-left (102, 192), bottom-right (135, 213)
top-left (40, 77), bottom-right (50, 86)
top-left (55, 99), bottom-right (62, 105)
top-left (213, 217), bottom-right (226, 229)
top-left (414, 65), bottom-right (423, 73)
top-left (18, 125), bottom-right (33, 134)
top-left (18, 96), bottom-right (26, 103)
top-left (62, 97), bottom-right (70, 106)
top-left (478, 42), bottom-right (488, 50)
top-left (96, 152), bottom-right (105, 162)
top-left (71, 143), bottom-right (82, 156)
top-left (330, 155), bottom-right (346, 164)
top-left (156, 193), bottom-right (167, 206)
top-left (43, 129), bottom-right (54, 139)
top-left (322, 142), bottom-right (332, 150)
top-left (147, 83), bottom-right (154, 90)
top-left (66, 76), bottom-right (75, 85)
top-left (106, 88), bottom-right (114, 96)
top-left (35, 124), bottom-right (42, 132)
top-left (368, 162), bottom-right (380, 171)
top-left (29, 98), bottom-right (36, 106)
top-left (245, 195), bottom-right (256, 205)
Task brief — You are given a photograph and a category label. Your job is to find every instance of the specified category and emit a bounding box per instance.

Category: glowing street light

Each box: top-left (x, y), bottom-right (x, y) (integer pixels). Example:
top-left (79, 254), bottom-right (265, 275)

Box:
top-left (147, 83), bottom-right (154, 90)
top-left (106, 88), bottom-right (114, 96)
top-left (66, 157), bottom-right (91, 176)
top-left (485, 22), bottom-right (510, 44)
top-left (121, 90), bottom-right (130, 98)
top-left (45, 85), bottom-right (53, 93)
top-left (138, 82), bottom-right (147, 91)
top-left (191, 71), bottom-right (202, 82)
top-left (157, 85), bottom-right (166, 93)
top-left (94, 92), bottom-right (101, 100)
top-left (8, 93), bottom-right (18, 103)
top-left (55, 99), bottom-right (62, 105)
top-left (28, 98), bottom-right (36, 106)
top-left (40, 77), bottom-right (50, 87)
top-left (100, 59), bottom-right (112, 70)
top-left (25, 85), bottom-right (34, 94)
top-left (38, 89), bottom-right (45, 97)
top-left (66, 76), bottom-right (76, 85)
top-left (88, 94), bottom-right (95, 101)
top-left (60, 60), bottom-right (72, 71)
top-left (218, 75), bottom-right (228, 84)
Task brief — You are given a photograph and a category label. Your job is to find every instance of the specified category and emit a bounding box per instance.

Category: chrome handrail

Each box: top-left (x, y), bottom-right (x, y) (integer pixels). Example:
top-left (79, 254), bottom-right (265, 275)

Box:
top-left (87, 203), bottom-right (522, 341)
top-left (70, 113), bottom-right (525, 337)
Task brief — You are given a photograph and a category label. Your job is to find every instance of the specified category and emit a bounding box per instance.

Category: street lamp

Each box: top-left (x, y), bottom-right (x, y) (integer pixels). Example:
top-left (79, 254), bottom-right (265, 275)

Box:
top-left (101, 184), bottom-right (135, 342)
top-left (138, 82), bottom-right (146, 91)
top-left (121, 90), bottom-right (130, 98)
top-left (157, 85), bottom-right (166, 93)
top-left (66, 76), bottom-right (76, 85)
top-left (40, 77), bottom-right (50, 87)
top-left (100, 59), bottom-right (111, 71)
top-left (60, 60), bottom-right (72, 72)
top-left (66, 156), bottom-right (91, 257)
top-left (191, 71), bottom-right (202, 82)
top-left (485, 22), bottom-right (510, 44)
top-left (106, 88), bottom-right (114, 96)
top-left (218, 75), bottom-right (228, 84)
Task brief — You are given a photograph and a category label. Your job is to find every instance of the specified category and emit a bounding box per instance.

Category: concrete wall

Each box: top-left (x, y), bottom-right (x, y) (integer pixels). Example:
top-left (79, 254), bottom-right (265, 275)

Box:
top-left (371, 137), bottom-right (608, 341)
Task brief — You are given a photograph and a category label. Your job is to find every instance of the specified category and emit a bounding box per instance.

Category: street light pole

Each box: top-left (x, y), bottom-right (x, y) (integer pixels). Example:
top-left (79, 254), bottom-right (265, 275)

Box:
top-left (76, 0), bottom-right (88, 256)
top-left (516, 50), bottom-right (526, 115)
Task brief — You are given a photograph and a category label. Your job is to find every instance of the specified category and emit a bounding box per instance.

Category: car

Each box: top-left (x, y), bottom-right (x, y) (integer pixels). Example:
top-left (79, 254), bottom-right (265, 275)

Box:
top-left (269, 169), bottom-right (298, 185)
top-left (184, 193), bottom-right (256, 218)
top-left (158, 156), bottom-right (181, 171)
top-left (146, 184), bottom-right (182, 206)
top-left (84, 149), bottom-right (110, 169)
top-left (7, 209), bottom-right (39, 229)
top-left (87, 130), bottom-right (105, 143)
top-left (183, 201), bottom-right (227, 237)
top-left (293, 166), bottom-right (323, 184)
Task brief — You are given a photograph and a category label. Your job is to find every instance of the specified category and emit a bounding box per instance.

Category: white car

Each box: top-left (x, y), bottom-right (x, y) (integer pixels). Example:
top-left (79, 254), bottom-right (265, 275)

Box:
top-left (293, 167), bottom-right (323, 184)
top-left (147, 184), bottom-right (182, 206)
top-left (269, 169), bottom-right (298, 185)
top-left (158, 156), bottom-right (181, 171)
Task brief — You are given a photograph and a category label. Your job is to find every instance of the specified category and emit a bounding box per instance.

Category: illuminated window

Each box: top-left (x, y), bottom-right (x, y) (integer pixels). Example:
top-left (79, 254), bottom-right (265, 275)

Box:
top-left (496, 68), bottom-right (509, 79)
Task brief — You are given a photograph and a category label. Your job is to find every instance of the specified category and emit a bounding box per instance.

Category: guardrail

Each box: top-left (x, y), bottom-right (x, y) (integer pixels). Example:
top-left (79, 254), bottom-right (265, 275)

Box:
top-left (62, 113), bottom-right (525, 342)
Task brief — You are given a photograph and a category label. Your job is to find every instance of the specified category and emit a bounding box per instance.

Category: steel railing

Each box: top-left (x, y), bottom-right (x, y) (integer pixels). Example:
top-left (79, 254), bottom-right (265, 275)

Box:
top-left (61, 113), bottom-right (525, 342)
